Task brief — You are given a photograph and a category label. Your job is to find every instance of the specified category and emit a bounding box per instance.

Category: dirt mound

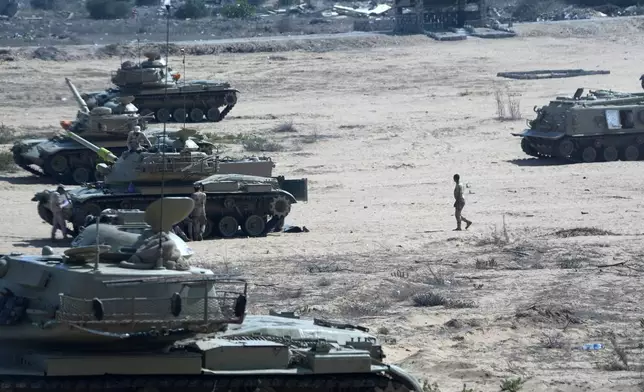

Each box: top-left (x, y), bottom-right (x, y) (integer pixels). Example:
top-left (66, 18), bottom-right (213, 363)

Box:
top-left (31, 46), bottom-right (72, 61)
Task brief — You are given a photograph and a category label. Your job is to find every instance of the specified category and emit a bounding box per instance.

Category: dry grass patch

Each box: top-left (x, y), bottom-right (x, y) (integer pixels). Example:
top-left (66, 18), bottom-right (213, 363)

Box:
top-left (494, 88), bottom-right (522, 121)
top-left (554, 227), bottom-right (618, 238)
top-left (0, 151), bottom-right (17, 172)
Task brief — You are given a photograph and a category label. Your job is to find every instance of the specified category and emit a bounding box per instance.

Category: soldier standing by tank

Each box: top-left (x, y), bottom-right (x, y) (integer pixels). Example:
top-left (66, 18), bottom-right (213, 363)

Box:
top-left (190, 184), bottom-right (207, 241)
top-left (50, 185), bottom-right (71, 240)
top-left (126, 125), bottom-right (152, 153)
top-left (453, 174), bottom-right (472, 231)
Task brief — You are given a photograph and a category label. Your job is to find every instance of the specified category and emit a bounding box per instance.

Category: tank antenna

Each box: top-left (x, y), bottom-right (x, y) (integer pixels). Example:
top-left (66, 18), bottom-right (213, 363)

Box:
top-left (156, 0), bottom-right (172, 270)
top-left (181, 47), bottom-right (186, 130)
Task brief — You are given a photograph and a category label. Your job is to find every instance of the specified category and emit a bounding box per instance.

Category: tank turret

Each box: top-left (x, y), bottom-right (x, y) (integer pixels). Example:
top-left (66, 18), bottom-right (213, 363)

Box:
top-left (65, 130), bottom-right (238, 185)
top-left (111, 52), bottom-right (176, 89)
top-left (64, 77), bottom-right (148, 136)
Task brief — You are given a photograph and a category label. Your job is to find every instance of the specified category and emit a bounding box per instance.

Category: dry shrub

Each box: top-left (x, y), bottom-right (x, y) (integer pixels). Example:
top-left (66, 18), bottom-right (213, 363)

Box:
top-left (336, 298), bottom-right (390, 317)
top-left (272, 121), bottom-right (297, 133)
top-left (0, 124), bottom-right (18, 144)
top-left (475, 257), bottom-right (498, 269)
top-left (476, 216), bottom-right (511, 246)
top-left (494, 89), bottom-right (522, 121)
top-left (412, 291), bottom-right (476, 308)
top-left (0, 151), bottom-right (16, 172)
top-left (242, 136), bottom-right (285, 152)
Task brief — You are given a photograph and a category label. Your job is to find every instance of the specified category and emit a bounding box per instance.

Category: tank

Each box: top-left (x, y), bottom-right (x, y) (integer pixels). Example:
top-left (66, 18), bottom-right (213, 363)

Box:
top-left (81, 52), bottom-right (238, 123)
top-left (11, 77), bottom-right (221, 185)
top-left (511, 87), bottom-right (644, 163)
top-left (0, 200), bottom-right (422, 392)
top-left (32, 131), bottom-right (308, 239)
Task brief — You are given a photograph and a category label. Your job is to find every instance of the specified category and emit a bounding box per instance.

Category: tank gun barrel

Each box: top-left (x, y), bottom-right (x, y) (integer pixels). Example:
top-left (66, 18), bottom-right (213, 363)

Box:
top-left (65, 77), bottom-right (90, 114)
top-left (66, 130), bottom-right (117, 163)
top-left (578, 95), bottom-right (644, 107)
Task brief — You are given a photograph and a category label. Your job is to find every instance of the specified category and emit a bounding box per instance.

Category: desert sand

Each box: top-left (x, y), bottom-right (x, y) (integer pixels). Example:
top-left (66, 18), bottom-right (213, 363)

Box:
top-left (2, 17), bottom-right (644, 392)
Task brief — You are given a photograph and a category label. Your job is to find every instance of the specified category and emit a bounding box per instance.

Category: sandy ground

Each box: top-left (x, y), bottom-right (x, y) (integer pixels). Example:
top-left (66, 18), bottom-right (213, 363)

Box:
top-left (2, 17), bottom-right (644, 392)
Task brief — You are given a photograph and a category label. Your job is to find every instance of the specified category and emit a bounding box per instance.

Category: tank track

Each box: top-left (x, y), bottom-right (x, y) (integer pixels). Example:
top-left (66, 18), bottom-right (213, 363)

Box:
top-left (521, 133), bottom-right (644, 163)
top-left (0, 373), bottom-right (412, 392)
top-left (133, 91), bottom-right (237, 123)
top-left (39, 148), bottom-right (128, 186)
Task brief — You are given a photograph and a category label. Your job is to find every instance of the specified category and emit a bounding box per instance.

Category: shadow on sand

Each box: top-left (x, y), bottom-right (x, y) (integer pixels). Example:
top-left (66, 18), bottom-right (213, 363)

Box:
top-left (506, 157), bottom-right (575, 167)
top-left (12, 238), bottom-right (72, 249)
top-left (0, 174), bottom-right (53, 185)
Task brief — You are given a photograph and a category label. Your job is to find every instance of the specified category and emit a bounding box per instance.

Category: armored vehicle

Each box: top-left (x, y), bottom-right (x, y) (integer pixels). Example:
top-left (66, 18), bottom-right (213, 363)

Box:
top-left (512, 87), bottom-right (644, 163)
top-left (0, 195), bottom-right (422, 392)
top-left (81, 52), bottom-right (238, 123)
top-left (11, 77), bottom-right (221, 184)
top-left (33, 131), bottom-right (307, 239)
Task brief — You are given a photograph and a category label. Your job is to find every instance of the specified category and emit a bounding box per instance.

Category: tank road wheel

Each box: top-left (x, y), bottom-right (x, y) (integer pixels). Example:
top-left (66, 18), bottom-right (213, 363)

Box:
top-left (242, 215), bottom-right (267, 237)
top-left (207, 107), bottom-right (221, 122)
top-left (217, 215), bottom-right (239, 238)
top-left (623, 145), bottom-right (640, 161)
top-left (190, 108), bottom-right (204, 122)
top-left (173, 108), bottom-right (187, 123)
top-left (520, 138), bottom-right (539, 158)
top-left (156, 108), bottom-right (171, 123)
top-left (269, 195), bottom-right (292, 218)
top-left (603, 146), bottom-right (618, 162)
top-left (47, 154), bottom-right (68, 175)
top-left (581, 146), bottom-right (597, 163)
top-left (555, 138), bottom-right (574, 158)
top-left (71, 166), bottom-right (92, 185)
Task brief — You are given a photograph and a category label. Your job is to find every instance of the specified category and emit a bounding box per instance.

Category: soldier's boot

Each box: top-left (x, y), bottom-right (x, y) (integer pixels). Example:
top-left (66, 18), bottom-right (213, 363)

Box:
top-left (465, 219), bottom-right (472, 230)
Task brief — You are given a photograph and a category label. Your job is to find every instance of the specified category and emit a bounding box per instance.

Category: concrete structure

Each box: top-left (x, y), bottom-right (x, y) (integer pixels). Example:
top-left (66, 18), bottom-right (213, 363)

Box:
top-left (393, 0), bottom-right (487, 34)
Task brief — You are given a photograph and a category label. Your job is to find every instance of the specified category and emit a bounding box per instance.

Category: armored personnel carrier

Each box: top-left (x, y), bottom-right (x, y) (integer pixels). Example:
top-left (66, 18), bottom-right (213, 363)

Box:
top-left (0, 196), bottom-right (422, 392)
top-left (33, 131), bottom-right (307, 239)
top-left (11, 77), bottom-right (222, 184)
top-left (512, 87), bottom-right (644, 163)
top-left (81, 52), bottom-right (238, 123)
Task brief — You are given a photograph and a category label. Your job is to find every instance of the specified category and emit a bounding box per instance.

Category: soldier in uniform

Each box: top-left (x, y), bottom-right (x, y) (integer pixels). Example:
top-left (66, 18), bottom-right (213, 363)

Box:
top-left (453, 174), bottom-right (472, 231)
top-left (126, 125), bottom-right (151, 153)
top-left (190, 184), bottom-right (207, 241)
top-left (50, 184), bottom-right (71, 240)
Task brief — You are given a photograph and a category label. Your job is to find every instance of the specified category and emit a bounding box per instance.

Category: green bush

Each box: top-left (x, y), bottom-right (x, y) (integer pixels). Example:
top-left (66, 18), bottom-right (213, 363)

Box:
top-left (30, 0), bottom-right (60, 10)
top-left (175, 0), bottom-right (208, 19)
top-left (86, 0), bottom-right (133, 20)
top-left (220, 0), bottom-right (256, 19)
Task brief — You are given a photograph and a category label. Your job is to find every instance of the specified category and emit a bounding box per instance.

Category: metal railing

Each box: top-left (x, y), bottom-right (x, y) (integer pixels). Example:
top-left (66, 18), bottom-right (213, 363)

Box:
top-left (56, 278), bottom-right (247, 328)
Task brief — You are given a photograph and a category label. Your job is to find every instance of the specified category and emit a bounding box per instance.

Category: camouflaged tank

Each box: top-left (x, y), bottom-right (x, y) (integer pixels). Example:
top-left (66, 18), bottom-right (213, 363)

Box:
top-left (32, 130), bottom-right (308, 239)
top-left (512, 88), bottom-right (644, 163)
top-left (11, 77), bottom-right (218, 185)
top-left (81, 52), bottom-right (238, 123)
top-left (0, 197), bottom-right (422, 392)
